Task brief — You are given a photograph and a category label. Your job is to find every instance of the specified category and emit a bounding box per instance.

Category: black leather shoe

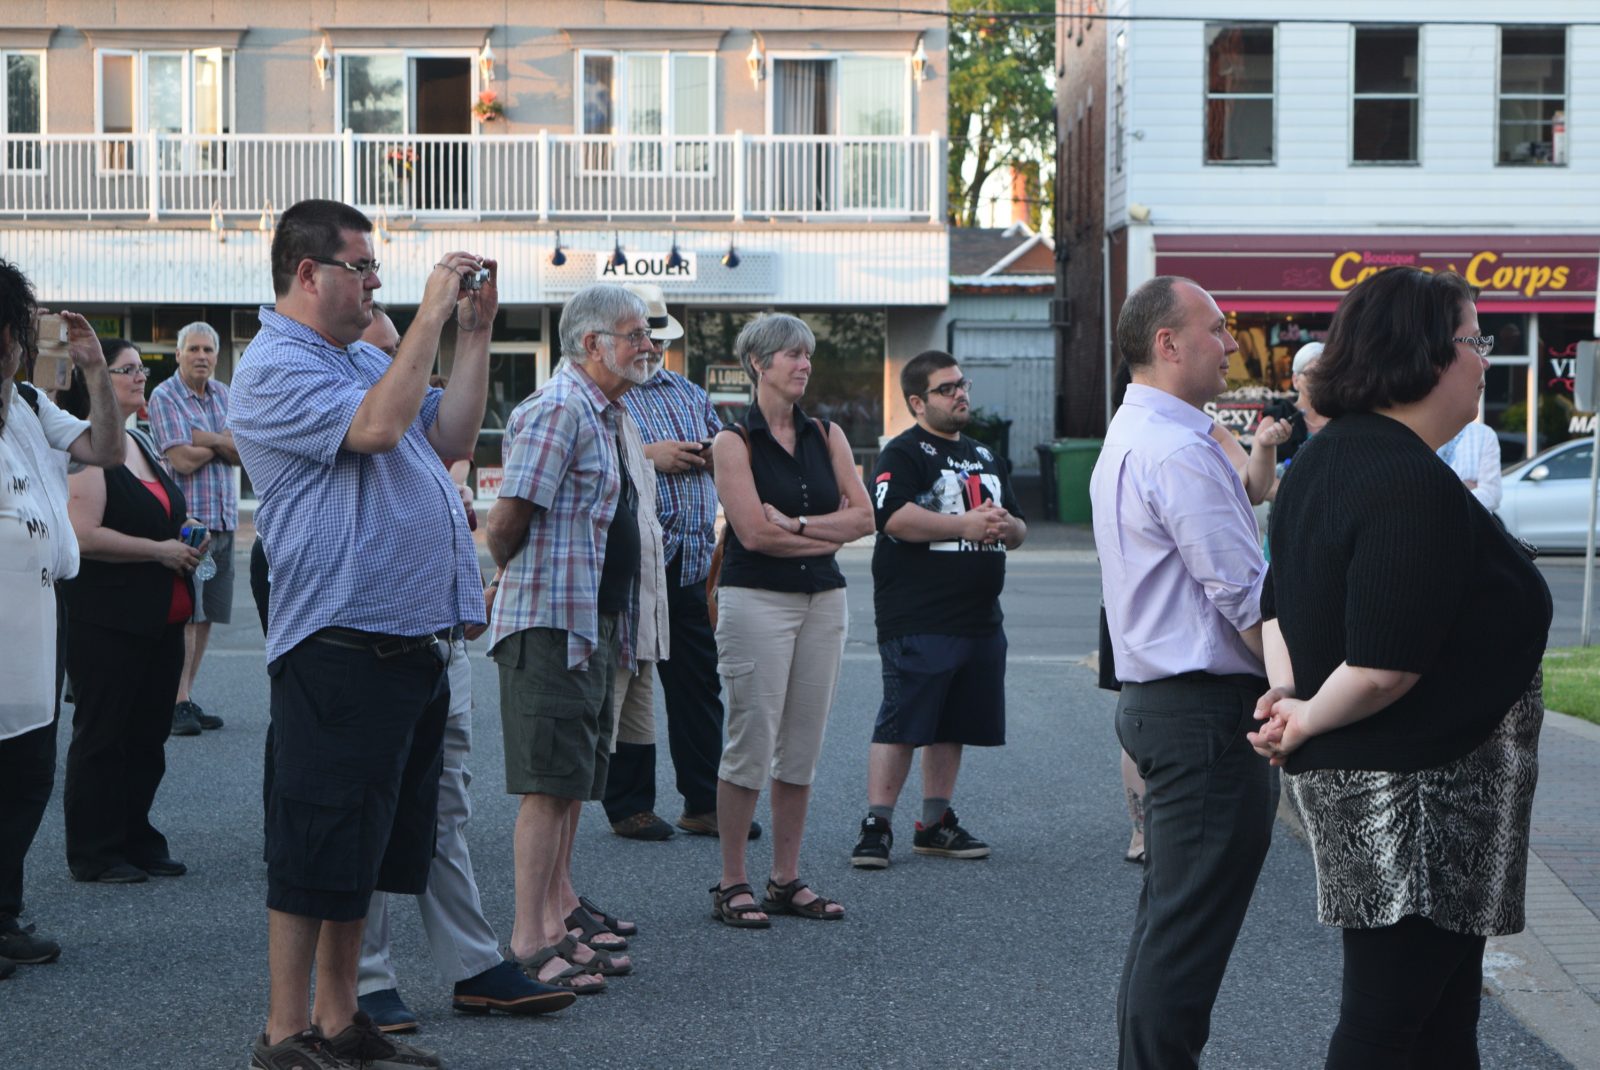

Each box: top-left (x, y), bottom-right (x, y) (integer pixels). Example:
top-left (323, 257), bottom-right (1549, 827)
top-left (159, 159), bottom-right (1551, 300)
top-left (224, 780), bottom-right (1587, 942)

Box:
top-left (136, 857), bottom-right (187, 877)
top-left (72, 863), bottom-right (147, 884)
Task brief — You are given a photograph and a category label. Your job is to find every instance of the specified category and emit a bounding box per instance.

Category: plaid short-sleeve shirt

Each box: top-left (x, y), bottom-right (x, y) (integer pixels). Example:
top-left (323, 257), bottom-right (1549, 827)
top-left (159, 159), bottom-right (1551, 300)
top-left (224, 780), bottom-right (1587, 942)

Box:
top-left (487, 361), bottom-right (638, 672)
top-left (147, 374), bottom-right (238, 531)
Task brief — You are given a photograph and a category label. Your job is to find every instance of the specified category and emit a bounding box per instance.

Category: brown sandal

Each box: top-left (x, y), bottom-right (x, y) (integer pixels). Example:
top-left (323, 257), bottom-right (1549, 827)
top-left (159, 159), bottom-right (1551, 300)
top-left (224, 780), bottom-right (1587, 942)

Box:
top-left (762, 878), bottom-right (844, 921)
top-left (710, 882), bottom-right (771, 929)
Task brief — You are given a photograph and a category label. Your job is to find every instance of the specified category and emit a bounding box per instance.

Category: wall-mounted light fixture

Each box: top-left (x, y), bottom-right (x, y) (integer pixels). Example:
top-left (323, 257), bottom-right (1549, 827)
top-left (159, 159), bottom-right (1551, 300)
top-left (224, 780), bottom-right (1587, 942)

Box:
top-left (374, 205), bottom-right (392, 244)
top-left (1128, 202), bottom-right (1152, 223)
top-left (746, 37), bottom-right (764, 89)
top-left (210, 200), bottom-right (226, 244)
top-left (550, 231), bottom-right (567, 267)
top-left (911, 36), bottom-right (929, 85)
top-left (313, 39), bottom-right (332, 87)
top-left (611, 233), bottom-right (628, 268)
top-left (479, 39), bottom-right (496, 83)
top-left (258, 198), bottom-right (275, 233)
top-left (665, 233), bottom-right (684, 271)
top-left (721, 238), bottom-right (741, 269)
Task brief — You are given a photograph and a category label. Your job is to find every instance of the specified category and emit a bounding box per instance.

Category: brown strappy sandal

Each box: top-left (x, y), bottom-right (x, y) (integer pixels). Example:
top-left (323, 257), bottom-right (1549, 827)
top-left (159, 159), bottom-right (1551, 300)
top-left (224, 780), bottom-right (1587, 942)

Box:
top-left (710, 882), bottom-right (771, 929)
top-left (761, 878), bottom-right (845, 921)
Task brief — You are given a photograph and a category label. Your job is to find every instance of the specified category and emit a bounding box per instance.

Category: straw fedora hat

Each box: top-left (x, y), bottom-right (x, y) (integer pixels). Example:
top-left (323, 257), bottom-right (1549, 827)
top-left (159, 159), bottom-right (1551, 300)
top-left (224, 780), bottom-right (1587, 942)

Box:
top-left (624, 282), bottom-right (684, 341)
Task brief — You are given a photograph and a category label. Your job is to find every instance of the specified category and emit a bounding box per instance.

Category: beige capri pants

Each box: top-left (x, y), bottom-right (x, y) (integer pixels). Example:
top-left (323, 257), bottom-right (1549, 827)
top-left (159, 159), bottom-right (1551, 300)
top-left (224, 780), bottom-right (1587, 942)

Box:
top-left (713, 585), bottom-right (848, 790)
top-left (610, 663), bottom-right (656, 749)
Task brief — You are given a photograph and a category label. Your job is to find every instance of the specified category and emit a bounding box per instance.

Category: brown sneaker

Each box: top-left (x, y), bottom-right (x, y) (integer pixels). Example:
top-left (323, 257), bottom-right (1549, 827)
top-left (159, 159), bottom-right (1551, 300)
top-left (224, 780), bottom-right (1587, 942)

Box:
top-left (677, 811), bottom-right (762, 840)
top-left (322, 1012), bottom-right (441, 1068)
top-left (249, 1029), bottom-right (352, 1070)
top-left (610, 812), bottom-right (675, 841)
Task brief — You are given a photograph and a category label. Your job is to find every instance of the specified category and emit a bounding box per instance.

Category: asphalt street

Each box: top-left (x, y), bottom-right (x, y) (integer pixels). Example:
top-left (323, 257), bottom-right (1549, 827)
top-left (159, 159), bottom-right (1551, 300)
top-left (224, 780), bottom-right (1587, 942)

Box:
top-left (5, 546), bottom-right (1574, 1069)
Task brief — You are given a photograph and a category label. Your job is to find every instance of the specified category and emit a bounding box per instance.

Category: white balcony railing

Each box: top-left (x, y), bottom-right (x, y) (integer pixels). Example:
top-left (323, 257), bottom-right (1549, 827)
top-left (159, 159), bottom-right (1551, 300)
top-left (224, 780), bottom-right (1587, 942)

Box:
top-left (0, 131), bottom-right (944, 223)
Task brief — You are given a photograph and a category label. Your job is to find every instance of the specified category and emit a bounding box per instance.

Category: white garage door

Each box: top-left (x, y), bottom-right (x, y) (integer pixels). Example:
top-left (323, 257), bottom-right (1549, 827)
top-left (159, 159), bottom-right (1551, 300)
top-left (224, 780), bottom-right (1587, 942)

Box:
top-left (951, 321), bottom-right (1054, 473)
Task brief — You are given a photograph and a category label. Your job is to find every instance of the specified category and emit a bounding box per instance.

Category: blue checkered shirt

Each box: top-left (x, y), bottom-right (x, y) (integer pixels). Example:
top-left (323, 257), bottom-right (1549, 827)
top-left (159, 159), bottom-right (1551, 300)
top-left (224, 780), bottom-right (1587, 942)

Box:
top-left (487, 361), bottom-right (637, 672)
top-left (146, 375), bottom-right (238, 531)
top-left (231, 307), bottom-right (482, 663)
top-left (619, 369), bottom-right (722, 585)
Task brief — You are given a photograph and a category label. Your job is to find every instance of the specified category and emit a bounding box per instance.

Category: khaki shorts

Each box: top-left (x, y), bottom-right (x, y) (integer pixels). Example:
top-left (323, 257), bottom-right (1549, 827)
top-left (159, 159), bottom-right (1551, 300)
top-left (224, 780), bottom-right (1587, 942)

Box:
top-left (713, 586), bottom-right (847, 790)
top-left (494, 621), bottom-right (617, 800)
top-left (611, 662), bottom-right (656, 749)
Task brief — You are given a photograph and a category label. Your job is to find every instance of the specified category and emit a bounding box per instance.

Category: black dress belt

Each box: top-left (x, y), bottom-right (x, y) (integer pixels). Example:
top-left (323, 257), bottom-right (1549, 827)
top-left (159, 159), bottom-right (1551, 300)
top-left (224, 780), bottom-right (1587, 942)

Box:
top-left (310, 625), bottom-right (461, 659)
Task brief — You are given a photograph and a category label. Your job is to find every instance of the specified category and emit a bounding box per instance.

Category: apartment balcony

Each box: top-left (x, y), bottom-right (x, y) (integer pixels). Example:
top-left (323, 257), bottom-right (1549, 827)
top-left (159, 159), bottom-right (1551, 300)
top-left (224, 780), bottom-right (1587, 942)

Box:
top-left (0, 132), bottom-right (945, 224)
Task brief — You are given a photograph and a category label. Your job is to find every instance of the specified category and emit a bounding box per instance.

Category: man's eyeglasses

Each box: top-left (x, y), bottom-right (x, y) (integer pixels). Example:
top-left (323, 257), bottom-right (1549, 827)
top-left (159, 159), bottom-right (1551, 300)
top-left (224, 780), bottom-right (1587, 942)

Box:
top-left (596, 329), bottom-right (662, 350)
top-left (107, 364), bottom-right (148, 378)
top-left (307, 256), bottom-right (381, 280)
top-left (924, 378), bottom-right (973, 399)
top-left (1452, 335), bottom-right (1495, 357)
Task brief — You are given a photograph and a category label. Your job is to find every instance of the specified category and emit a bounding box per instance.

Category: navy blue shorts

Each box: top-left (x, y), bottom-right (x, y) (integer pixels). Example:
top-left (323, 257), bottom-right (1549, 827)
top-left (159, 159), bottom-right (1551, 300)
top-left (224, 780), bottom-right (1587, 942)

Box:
top-left (264, 635), bottom-right (449, 922)
top-left (871, 629), bottom-right (1007, 747)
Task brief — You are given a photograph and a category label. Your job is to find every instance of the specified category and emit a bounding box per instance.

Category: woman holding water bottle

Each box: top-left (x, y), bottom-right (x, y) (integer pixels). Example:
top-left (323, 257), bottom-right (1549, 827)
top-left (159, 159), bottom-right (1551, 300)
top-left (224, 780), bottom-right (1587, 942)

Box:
top-left (59, 339), bottom-right (201, 883)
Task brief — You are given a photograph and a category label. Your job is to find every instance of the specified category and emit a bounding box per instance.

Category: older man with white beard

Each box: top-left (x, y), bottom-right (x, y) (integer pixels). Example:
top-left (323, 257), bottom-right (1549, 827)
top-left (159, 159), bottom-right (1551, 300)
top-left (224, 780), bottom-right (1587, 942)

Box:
top-left (484, 283), bottom-right (658, 993)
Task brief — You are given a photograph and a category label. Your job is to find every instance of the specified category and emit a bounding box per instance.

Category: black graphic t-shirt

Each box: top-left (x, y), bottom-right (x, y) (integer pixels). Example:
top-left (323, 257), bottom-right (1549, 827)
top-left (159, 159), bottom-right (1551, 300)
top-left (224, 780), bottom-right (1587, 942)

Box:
top-left (871, 425), bottom-right (1022, 643)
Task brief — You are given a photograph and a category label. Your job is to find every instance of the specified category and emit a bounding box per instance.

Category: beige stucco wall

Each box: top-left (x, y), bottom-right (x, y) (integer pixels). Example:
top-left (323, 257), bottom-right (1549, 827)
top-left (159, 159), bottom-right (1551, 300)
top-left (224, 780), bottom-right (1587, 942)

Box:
top-left (4, 1), bottom-right (947, 137)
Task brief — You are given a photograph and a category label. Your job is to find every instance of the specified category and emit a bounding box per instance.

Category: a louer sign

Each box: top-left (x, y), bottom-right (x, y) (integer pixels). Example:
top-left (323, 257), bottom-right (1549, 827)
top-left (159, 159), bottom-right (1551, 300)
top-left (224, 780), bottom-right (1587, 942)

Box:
top-left (597, 251), bottom-right (698, 282)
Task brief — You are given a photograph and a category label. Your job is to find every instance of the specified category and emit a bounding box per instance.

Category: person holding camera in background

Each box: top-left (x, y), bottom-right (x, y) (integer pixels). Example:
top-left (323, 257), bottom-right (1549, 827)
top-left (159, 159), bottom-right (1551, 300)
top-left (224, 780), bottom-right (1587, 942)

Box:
top-left (231, 198), bottom-right (493, 1070)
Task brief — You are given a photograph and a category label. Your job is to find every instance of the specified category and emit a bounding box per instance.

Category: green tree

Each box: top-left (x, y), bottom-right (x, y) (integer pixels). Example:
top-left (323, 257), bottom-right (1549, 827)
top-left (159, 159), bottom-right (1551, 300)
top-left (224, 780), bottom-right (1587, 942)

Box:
top-left (948, 0), bottom-right (1056, 228)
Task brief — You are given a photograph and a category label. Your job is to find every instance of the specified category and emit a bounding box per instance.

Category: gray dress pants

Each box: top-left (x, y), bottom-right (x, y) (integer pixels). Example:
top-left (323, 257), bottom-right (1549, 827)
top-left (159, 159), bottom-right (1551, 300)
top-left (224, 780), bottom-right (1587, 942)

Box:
top-left (1113, 672), bottom-right (1278, 1070)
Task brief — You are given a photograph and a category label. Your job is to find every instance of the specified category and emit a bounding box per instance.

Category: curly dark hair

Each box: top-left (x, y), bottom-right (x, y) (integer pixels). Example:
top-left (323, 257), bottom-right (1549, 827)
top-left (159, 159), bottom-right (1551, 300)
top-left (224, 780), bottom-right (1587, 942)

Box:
top-left (1306, 268), bottom-right (1477, 419)
top-left (0, 257), bottom-right (39, 377)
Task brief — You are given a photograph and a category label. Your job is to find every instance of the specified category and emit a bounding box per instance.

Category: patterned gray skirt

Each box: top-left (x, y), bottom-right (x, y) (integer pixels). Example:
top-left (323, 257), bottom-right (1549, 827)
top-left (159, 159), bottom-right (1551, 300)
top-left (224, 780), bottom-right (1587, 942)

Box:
top-left (1284, 671), bottom-right (1543, 936)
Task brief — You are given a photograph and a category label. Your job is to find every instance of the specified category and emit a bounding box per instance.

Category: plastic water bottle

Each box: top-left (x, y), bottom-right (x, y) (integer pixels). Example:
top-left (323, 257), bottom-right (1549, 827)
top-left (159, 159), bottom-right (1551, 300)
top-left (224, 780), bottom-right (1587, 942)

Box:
top-left (182, 525), bottom-right (218, 581)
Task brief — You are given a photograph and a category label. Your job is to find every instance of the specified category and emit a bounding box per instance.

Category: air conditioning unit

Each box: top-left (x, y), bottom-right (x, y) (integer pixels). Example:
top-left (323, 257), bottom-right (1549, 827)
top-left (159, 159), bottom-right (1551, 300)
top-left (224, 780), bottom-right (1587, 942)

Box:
top-left (1050, 298), bottom-right (1073, 326)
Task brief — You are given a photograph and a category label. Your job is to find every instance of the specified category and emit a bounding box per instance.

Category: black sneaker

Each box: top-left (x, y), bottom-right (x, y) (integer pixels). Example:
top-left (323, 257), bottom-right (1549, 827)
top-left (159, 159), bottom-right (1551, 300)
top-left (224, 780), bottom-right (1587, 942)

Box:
top-left (250, 1028), bottom-right (352, 1070)
top-left (188, 700), bottom-right (224, 730)
top-left (912, 808), bottom-right (991, 859)
top-left (0, 923), bottom-right (60, 965)
top-left (323, 1012), bottom-right (441, 1069)
top-left (171, 702), bottom-right (202, 737)
top-left (850, 814), bottom-right (893, 869)
top-left (0, 956), bottom-right (15, 981)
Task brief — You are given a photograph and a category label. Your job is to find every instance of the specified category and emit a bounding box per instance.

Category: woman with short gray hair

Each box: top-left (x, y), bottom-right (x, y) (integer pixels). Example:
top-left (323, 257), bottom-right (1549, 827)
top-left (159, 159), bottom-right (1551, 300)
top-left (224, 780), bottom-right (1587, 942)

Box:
top-left (707, 313), bottom-right (872, 928)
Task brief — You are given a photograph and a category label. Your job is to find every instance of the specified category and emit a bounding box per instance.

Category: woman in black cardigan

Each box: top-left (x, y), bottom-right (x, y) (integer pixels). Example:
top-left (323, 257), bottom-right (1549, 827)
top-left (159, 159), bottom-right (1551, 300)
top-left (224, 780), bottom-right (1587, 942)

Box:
top-left (1250, 268), bottom-right (1551, 1069)
top-left (62, 340), bottom-right (205, 883)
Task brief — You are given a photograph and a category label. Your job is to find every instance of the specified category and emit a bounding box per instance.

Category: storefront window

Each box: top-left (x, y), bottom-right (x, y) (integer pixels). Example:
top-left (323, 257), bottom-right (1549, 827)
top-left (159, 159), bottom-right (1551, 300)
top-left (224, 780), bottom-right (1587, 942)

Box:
top-left (685, 308), bottom-right (885, 450)
top-left (1208, 312), bottom-right (1331, 436)
top-left (1537, 312), bottom-right (1593, 446)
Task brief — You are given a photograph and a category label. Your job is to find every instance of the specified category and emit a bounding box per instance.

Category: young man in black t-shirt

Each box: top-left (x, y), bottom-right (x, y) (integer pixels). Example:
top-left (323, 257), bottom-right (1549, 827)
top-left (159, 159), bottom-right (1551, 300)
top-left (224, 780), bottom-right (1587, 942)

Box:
top-left (851, 351), bottom-right (1026, 869)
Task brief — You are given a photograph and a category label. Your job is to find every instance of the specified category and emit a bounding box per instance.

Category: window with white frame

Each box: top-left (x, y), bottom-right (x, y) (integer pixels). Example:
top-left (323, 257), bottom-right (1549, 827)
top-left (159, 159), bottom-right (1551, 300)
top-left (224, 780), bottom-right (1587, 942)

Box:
top-left (337, 52), bottom-right (477, 212)
top-left (1352, 27), bottom-right (1419, 164)
top-left (97, 49), bottom-right (233, 172)
top-left (1113, 31), bottom-right (1127, 174)
top-left (1499, 26), bottom-right (1566, 165)
top-left (1204, 24), bottom-right (1273, 163)
top-left (770, 55), bottom-right (911, 211)
top-left (2, 51), bottom-right (43, 170)
top-left (579, 51), bottom-right (715, 172)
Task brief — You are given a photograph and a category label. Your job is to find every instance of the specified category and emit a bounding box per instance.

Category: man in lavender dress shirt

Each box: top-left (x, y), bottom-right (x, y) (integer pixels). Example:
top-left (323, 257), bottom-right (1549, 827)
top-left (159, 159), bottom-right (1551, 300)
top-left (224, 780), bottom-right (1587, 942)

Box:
top-left (1090, 276), bottom-right (1277, 1070)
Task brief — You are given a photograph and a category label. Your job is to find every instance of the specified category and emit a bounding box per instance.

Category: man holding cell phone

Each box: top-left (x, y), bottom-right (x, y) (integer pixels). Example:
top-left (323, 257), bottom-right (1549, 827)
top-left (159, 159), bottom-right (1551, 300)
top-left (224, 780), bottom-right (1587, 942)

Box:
top-left (604, 283), bottom-right (759, 843)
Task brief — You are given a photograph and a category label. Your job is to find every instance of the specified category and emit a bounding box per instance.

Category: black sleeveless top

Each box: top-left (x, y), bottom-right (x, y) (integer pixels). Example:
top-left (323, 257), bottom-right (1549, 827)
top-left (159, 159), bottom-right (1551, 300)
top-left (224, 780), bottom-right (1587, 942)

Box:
top-left (64, 430), bottom-right (193, 638)
top-left (717, 403), bottom-right (846, 594)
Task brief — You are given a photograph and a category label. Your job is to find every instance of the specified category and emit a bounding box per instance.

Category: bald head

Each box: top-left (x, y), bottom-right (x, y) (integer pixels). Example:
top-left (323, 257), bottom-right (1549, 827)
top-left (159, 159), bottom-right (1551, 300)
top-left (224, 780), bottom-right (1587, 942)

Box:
top-left (361, 308), bottom-right (400, 359)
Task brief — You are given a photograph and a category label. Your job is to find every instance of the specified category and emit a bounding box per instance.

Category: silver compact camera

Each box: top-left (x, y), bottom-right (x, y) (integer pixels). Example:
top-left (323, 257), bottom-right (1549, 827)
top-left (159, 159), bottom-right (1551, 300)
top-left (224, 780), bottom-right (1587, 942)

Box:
top-left (464, 267), bottom-right (490, 291)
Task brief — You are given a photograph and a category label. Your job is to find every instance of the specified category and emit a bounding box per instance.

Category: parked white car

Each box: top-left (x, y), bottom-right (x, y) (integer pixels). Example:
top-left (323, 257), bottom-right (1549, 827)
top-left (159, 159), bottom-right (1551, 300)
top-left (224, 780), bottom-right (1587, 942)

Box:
top-left (1497, 438), bottom-right (1600, 552)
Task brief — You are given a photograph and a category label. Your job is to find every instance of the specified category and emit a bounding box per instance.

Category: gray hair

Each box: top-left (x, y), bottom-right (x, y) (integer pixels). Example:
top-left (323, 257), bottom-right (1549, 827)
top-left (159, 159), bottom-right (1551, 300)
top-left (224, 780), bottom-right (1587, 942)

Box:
top-left (176, 320), bottom-right (220, 352)
top-left (1115, 275), bottom-right (1197, 368)
top-left (559, 283), bottom-right (647, 363)
top-left (734, 313), bottom-right (816, 383)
